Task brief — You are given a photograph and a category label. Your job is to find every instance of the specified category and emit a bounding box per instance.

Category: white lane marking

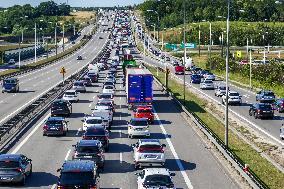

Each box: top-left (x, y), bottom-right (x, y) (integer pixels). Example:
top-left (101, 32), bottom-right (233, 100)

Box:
top-left (89, 103), bottom-right (92, 108)
top-left (120, 85), bottom-right (122, 89)
top-left (119, 130), bottom-right (122, 138)
top-left (120, 152), bottom-right (123, 163)
top-left (76, 128), bottom-right (80, 136)
top-left (12, 113), bottom-right (50, 154)
top-left (51, 184), bottom-right (56, 189)
top-left (153, 107), bottom-right (194, 189)
top-left (120, 114), bottom-right (122, 120)
top-left (65, 149), bottom-right (71, 161)
top-left (93, 95), bottom-right (97, 99)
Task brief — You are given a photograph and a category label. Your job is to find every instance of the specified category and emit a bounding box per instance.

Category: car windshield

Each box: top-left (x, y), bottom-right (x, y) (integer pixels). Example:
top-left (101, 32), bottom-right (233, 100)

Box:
top-left (4, 80), bottom-right (16, 84)
top-left (77, 146), bottom-right (100, 153)
top-left (259, 104), bottom-right (272, 110)
top-left (86, 119), bottom-right (103, 124)
top-left (53, 101), bottom-right (67, 106)
top-left (104, 86), bottom-right (113, 89)
top-left (99, 94), bottom-right (112, 99)
top-left (137, 109), bottom-right (152, 113)
top-left (192, 75), bottom-right (200, 78)
top-left (139, 145), bottom-right (162, 153)
top-left (85, 128), bottom-right (106, 135)
top-left (204, 80), bottom-right (213, 84)
top-left (0, 161), bottom-right (19, 168)
top-left (130, 120), bottom-right (148, 126)
top-left (144, 175), bottom-right (172, 185)
top-left (46, 120), bottom-right (63, 127)
top-left (230, 93), bottom-right (239, 96)
top-left (219, 86), bottom-right (226, 90)
top-left (59, 172), bottom-right (94, 185)
top-left (264, 91), bottom-right (274, 96)
top-left (65, 92), bottom-right (76, 96)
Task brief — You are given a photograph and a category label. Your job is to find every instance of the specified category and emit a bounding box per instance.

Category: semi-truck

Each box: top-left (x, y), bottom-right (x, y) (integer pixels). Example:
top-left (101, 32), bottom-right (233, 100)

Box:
top-left (126, 68), bottom-right (153, 109)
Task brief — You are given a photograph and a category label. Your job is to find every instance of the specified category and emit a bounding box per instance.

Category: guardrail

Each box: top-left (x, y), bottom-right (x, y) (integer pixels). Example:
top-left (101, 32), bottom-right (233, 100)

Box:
top-left (0, 39), bottom-right (110, 152)
top-left (150, 65), bottom-right (268, 189)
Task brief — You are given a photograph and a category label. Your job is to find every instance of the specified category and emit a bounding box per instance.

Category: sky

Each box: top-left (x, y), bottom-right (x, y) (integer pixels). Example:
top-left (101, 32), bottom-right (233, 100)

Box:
top-left (0, 0), bottom-right (145, 8)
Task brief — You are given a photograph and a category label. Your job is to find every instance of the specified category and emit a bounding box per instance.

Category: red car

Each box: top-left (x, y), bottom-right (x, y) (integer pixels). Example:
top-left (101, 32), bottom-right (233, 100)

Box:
top-left (134, 106), bottom-right (154, 123)
top-left (175, 65), bottom-right (185, 75)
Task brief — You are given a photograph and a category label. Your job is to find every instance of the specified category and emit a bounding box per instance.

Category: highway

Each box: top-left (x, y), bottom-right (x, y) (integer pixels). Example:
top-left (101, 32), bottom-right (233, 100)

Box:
top-left (0, 17), bottom-right (111, 127)
top-left (0, 24), bottom-right (95, 73)
top-left (0, 59), bottom-right (240, 188)
top-left (138, 30), bottom-right (284, 147)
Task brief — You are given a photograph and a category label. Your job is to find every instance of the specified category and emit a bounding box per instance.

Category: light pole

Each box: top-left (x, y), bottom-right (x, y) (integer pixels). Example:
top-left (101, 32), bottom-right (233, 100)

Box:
top-left (183, 0), bottom-right (186, 105)
top-left (198, 25), bottom-right (201, 57)
top-left (209, 22), bottom-right (212, 71)
top-left (60, 23), bottom-right (65, 52)
top-left (34, 23), bottom-right (37, 63)
top-left (225, 0), bottom-right (230, 147)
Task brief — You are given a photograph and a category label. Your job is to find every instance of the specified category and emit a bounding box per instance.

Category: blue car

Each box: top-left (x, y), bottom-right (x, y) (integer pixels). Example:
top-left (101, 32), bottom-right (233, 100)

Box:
top-left (191, 74), bottom-right (201, 84)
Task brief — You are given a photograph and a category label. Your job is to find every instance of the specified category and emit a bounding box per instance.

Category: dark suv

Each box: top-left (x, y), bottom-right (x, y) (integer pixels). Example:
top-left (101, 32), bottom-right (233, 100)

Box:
top-left (51, 99), bottom-right (72, 117)
top-left (0, 154), bottom-right (32, 185)
top-left (43, 117), bottom-right (69, 136)
top-left (72, 140), bottom-right (105, 171)
top-left (249, 103), bottom-right (274, 119)
top-left (56, 160), bottom-right (100, 189)
top-left (2, 78), bottom-right (19, 93)
top-left (83, 126), bottom-right (109, 151)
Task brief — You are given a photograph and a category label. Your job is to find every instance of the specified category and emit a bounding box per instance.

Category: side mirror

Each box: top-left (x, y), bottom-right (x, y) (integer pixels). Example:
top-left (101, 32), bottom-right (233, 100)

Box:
top-left (28, 159), bottom-right (32, 162)
top-left (162, 144), bottom-right (166, 147)
top-left (56, 168), bottom-right (62, 172)
top-left (81, 120), bottom-right (84, 122)
top-left (131, 144), bottom-right (136, 148)
top-left (72, 144), bottom-right (76, 147)
top-left (170, 172), bottom-right (176, 176)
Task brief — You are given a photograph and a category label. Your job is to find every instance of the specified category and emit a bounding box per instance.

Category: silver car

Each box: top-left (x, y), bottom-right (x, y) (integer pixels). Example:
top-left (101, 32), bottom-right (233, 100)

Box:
top-left (132, 139), bottom-right (166, 169)
top-left (128, 118), bottom-right (150, 138)
top-left (200, 79), bottom-right (214, 90)
top-left (222, 91), bottom-right (242, 105)
top-left (215, 85), bottom-right (227, 97)
top-left (72, 81), bottom-right (86, 93)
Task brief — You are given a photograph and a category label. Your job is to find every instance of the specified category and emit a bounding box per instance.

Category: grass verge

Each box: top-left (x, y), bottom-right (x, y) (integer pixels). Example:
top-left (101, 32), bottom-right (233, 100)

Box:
top-left (146, 64), bottom-right (284, 189)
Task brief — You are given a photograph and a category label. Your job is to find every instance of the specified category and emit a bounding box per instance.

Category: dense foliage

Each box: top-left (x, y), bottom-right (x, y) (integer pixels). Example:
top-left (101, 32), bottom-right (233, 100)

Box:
top-left (138, 0), bottom-right (284, 28)
top-left (0, 1), bottom-right (72, 36)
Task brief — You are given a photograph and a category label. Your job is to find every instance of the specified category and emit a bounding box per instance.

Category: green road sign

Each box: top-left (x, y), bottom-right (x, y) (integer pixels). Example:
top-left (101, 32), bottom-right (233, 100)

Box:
top-left (165, 43), bottom-right (177, 50)
top-left (180, 43), bottom-right (197, 49)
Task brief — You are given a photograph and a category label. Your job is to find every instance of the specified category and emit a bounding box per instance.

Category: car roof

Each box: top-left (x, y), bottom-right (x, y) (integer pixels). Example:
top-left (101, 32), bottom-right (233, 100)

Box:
top-left (229, 91), bottom-right (239, 94)
top-left (139, 139), bottom-right (160, 145)
top-left (77, 139), bottom-right (101, 146)
top-left (85, 116), bottom-right (103, 120)
top-left (65, 90), bottom-right (76, 93)
top-left (143, 168), bottom-right (170, 176)
top-left (86, 125), bottom-right (105, 130)
top-left (0, 154), bottom-right (21, 161)
top-left (47, 117), bottom-right (65, 121)
top-left (130, 118), bottom-right (148, 121)
top-left (62, 160), bottom-right (95, 172)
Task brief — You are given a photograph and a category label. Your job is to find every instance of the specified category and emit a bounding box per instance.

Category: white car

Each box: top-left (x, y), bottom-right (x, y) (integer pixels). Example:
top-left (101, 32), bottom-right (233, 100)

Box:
top-left (136, 168), bottom-right (176, 189)
top-left (200, 79), bottom-right (214, 90)
top-left (82, 116), bottom-right (104, 131)
top-left (204, 73), bottom-right (216, 80)
top-left (63, 90), bottom-right (79, 103)
top-left (214, 85), bottom-right (227, 97)
top-left (94, 104), bottom-right (113, 121)
top-left (132, 139), bottom-right (166, 169)
top-left (128, 118), bottom-right (150, 139)
top-left (222, 91), bottom-right (242, 105)
top-left (102, 85), bottom-right (115, 94)
top-left (72, 81), bottom-right (86, 93)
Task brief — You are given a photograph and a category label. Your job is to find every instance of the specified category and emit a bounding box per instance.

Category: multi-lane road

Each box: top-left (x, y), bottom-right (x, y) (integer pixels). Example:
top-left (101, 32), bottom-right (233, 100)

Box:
top-left (140, 31), bottom-right (284, 147)
top-left (0, 21), bottom-right (110, 127)
top-left (0, 57), bottom-right (240, 189)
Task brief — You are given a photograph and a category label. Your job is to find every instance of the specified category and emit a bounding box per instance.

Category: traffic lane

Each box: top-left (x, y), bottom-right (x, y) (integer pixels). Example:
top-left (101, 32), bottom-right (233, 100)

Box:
top-left (0, 32), bottom-right (109, 125)
top-left (151, 83), bottom-right (239, 189)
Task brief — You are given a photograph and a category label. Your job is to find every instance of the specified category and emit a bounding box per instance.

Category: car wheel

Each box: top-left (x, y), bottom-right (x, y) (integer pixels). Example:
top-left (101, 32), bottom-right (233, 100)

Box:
top-left (249, 110), bottom-right (252, 116)
top-left (254, 112), bottom-right (258, 119)
top-left (29, 165), bottom-right (33, 176)
top-left (134, 164), bottom-right (139, 170)
top-left (19, 175), bottom-right (26, 186)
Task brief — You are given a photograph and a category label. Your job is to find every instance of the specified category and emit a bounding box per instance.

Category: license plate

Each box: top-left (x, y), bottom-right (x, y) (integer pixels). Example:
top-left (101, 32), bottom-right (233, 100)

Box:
top-left (50, 128), bottom-right (57, 130)
top-left (146, 155), bottom-right (156, 158)
top-left (1, 177), bottom-right (9, 180)
top-left (84, 156), bottom-right (92, 158)
top-left (135, 128), bottom-right (143, 131)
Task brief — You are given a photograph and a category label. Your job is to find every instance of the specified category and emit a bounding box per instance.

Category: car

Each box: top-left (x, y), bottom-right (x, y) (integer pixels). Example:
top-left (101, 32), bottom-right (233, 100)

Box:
top-left (136, 168), bottom-right (175, 189)
top-left (256, 90), bottom-right (275, 103)
top-left (174, 65), bottom-right (185, 75)
top-left (62, 90), bottom-right (79, 103)
top-left (99, 36), bottom-right (103, 39)
top-left (80, 76), bottom-right (93, 87)
top-left (43, 117), bottom-right (69, 136)
top-left (56, 160), bottom-right (99, 189)
top-left (190, 74), bottom-right (201, 84)
top-left (134, 106), bottom-right (154, 123)
top-left (199, 70), bottom-right (209, 78)
top-left (51, 99), bottom-right (72, 117)
top-left (280, 124), bottom-right (284, 140)
top-left (7, 59), bottom-right (16, 65)
top-left (77, 55), bottom-right (83, 60)
top-left (102, 85), bottom-right (115, 94)
top-left (1, 78), bottom-right (19, 93)
top-left (97, 93), bottom-right (114, 101)
top-left (204, 72), bottom-right (216, 80)
top-left (87, 71), bottom-right (98, 83)
top-left (132, 139), bottom-right (166, 169)
top-left (128, 118), bottom-right (150, 139)
top-left (249, 103), bottom-right (274, 119)
top-left (97, 99), bottom-right (115, 112)
top-left (72, 140), bottom-right (105, 171)
top-left (72, 81), bottom-right (86, 93)
top-left (103, 81), bottom-right (115, 87)
top-left (222, 91), bottom-right (242, 105)
top-left (82, 116), bottom-right (104, 131)
top-left (200, 79), bottom-right (214, 90)
top-left (274, 98), bottom-right (284, 112)
top-left (83, 126), bottom-right (110, 151)
top-left (0, 154), bottom-right (32, 185)
top-left (165, 57), bottom-right (170, 61)
top-left (91, 109), bottom-right (112, 129)
top-left (215, 85), bottom-right (227, 97)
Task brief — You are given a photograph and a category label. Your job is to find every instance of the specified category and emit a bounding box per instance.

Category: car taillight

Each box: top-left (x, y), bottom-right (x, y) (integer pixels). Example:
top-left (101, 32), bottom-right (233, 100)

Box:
top-left (57, 185), bottom-right (65, 189)
top-left (43, 125), bottom-right (48, 130)
top-left (16, 168), bottom-right (22, 172)
top-left (142, 183), bottom-right (149, 188)
top-left (89, 186), bottom-right (97, 189)
top-left (257, 109), bottom-right (262, 113)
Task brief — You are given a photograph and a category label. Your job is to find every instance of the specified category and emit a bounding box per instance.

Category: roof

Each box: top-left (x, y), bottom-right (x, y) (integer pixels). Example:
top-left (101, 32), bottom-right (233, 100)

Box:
top-left (139, 139), bottom-right (160, 145)
top-left (47, 117), bottom-right (65, 121)
top-left (126, 68), bottom-right (152, 75)
top-left (77, 139), bottom-right (101, 146)
top-left (65, 90), bottom-right (76, 93)
top-left (85, 116), bottom-right (103, 120)
top-left (86, 125), bottom-right (105, 130)
top-left (130, 118), bottom-right (148, 121)
top-left (0, 154), bottom-right (21, 161)
top-left (144, 168), bottom-right (170, 176)
top-left (62, 160), bottom-right (95, 172)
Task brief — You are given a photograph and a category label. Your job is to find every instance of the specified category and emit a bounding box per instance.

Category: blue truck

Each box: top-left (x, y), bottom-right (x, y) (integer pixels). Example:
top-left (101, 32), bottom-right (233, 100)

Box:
top-left (126, 68), bottom-right (153, 109)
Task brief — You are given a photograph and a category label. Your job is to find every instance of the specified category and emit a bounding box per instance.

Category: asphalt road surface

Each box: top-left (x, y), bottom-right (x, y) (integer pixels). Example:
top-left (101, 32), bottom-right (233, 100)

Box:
top-left (0, 62), bottom-right (240, 189)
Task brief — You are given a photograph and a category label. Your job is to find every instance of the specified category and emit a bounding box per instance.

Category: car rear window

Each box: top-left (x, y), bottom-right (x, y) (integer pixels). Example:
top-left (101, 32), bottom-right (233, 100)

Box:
top-left (0, 161), bottom-right (19, 168)
top-left (52, 101), bottom-right (67, 106)
top-left (259, 104), bottom-right (272, 110)
top-left (229, 93), bottom-right (239, 96)
top-left (144, 174), bottom-right (172, 185)
top-left (99, 94), bottom-right (112, 99)
top-left (4, 80), bottom-right (16, 84)
top-left (86, 119), bottom-right (103, 124)
top-left (59, 172), bottom-right (94, 185)
top-left (137, 109), bottom-right (152, 113)
top-left (219, 86), bottom-right (226, 90)
top-left (74, 82), bottom-right (83, 86)
top-left (264, 92), bottom-right (274, 96)
top-left (204, 80), bottom-right (213, 83)
top-left (85, 128), bottom-right (106, 135)
top-left (104, 86), bottom-right (113, 89)
top-left (130, 120), bottom-right (148, 126)
top-left (46, 120), bottom-right (63, 126)
top-left (77, 146), bottom-right (100, 153)
top-left (65, 92), bottom-right (76, 96)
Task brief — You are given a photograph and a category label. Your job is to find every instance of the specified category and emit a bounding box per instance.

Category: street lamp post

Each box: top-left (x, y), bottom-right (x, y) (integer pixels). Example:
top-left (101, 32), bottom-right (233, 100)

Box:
top-left (209, 22), bottom-right (212, 70)
top-left (34, 23), bottom-right (37, 63)
top-left (198, 25), bottom-right (201, 57)
top-left (225, 0), bottom-right (230, 147)
top-left (183, 0), bottom-right (186, 105)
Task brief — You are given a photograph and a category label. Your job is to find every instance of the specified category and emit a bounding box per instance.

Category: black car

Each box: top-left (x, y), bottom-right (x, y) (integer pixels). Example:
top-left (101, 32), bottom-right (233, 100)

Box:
top-left (77, 55), bottom-right (83, 60)
top-left (83, 126), bottom-right (109, 151)
top-left (249, 103), bottom-right (274, 119)
top-left (56, 160), bottom-right (99, 189)
top-left (0, 154), bottom-right (32, 185)
top-left (72, 140), bottom-right (105, 170)
top-left (43, 117), bottom-right (69, 136)
top-left (51, 99), bottom-right (72, 117)
top-left (275, 98), bottom-right (284, 112)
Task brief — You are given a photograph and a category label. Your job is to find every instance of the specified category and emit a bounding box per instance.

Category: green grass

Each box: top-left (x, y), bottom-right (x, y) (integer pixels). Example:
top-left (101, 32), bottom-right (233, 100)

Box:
top-left (146, 64), bottom-right (284, 189)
